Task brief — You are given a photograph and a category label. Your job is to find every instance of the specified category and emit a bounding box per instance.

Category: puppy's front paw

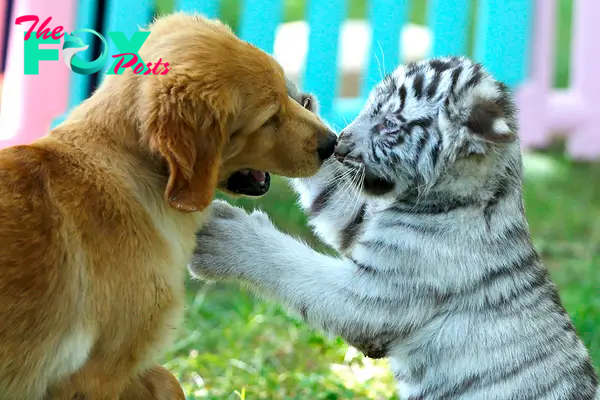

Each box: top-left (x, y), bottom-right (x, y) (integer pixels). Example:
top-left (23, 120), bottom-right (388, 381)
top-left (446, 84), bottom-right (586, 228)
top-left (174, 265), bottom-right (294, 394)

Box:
top-left (189, 200), bottom-right (274, 281)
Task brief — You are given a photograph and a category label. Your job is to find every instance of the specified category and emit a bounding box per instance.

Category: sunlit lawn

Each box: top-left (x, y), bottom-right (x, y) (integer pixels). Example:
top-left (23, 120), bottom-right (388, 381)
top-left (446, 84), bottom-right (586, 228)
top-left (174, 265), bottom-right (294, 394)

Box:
top-left (162, 151), bottom-right (600, 399)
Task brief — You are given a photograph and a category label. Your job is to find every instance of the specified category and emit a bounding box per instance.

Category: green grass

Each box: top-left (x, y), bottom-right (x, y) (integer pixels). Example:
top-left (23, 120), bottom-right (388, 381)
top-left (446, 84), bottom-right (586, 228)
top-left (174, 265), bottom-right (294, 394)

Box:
top-left (162, 152), bottom-right (600, 399)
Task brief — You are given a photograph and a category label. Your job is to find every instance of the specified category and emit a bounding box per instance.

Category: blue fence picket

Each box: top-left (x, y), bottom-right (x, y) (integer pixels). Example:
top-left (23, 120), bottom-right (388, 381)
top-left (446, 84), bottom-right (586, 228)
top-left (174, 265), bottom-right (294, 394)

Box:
top-left (362, 0), bottom-right (408, 97)
top-left (100, 0), bottom-right (154, 78)
top-left (52, 0), bottom-right (101, 128)
top-left (238, 0), bottom-right (283, 53)
top-left (428, 0), bottom-right (471, 57)
top-left (68, 0), bottom-right (100, 109)
top-left (473, 0), bottom-right (533, 87)
top-left (175, 0), bottom-right (220, 18)
top-left (303, 0), bottom-right (346, 124)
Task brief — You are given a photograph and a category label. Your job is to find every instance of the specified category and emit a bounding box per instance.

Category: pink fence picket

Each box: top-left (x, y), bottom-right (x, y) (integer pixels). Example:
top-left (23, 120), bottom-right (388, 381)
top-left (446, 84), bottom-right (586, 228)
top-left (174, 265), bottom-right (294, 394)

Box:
top-left (515, 0), bottom-right (556, 150)
top-left (517, 0), bottom-right (600, 159)
top-left (565, 0), bottom-right (600, 158)
top-left (0, 0), bottom-right (76, 149)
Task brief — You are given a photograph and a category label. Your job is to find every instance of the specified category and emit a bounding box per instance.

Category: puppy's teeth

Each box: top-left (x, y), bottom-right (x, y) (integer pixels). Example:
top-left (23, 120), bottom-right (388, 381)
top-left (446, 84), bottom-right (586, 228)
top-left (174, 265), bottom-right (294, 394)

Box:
top-left (239, 169), bottom-right (250, 175)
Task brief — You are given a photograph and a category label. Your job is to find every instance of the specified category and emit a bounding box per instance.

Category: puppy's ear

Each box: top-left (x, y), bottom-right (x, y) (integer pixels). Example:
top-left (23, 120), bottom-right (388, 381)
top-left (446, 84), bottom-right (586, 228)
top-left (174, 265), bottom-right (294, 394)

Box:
top-left (143, 89), bottom-right (229, 213)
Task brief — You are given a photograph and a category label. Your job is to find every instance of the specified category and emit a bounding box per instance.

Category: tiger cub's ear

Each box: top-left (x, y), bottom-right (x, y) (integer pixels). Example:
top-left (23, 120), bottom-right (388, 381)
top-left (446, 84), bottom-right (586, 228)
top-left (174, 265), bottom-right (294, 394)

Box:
top-left (466, 99), bottom-right (516, 144)
top-left (299, 93), bottom-right (319, 114)
top-left (285, 77), bottom-right (320, 114)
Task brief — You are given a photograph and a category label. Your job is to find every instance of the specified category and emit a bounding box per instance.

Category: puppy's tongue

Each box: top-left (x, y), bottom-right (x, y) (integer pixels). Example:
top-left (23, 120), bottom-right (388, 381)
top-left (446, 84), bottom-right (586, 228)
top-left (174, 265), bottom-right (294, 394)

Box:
top-left (239, 169), bottom-right (266, 183)
top-left (250, 170), bottom-right (266, 183)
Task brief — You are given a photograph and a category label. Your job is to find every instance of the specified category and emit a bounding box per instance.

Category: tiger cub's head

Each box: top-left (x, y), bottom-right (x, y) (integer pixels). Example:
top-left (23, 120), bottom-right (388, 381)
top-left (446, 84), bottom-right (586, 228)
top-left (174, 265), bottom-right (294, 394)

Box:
top-left (333, 56), bottom-right (521, 200)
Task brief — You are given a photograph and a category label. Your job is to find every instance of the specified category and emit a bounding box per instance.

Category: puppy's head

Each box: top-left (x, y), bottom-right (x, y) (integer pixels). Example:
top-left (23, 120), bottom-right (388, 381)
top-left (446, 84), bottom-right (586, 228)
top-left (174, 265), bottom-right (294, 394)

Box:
top-left (137, 13), bottom-right (336, 212)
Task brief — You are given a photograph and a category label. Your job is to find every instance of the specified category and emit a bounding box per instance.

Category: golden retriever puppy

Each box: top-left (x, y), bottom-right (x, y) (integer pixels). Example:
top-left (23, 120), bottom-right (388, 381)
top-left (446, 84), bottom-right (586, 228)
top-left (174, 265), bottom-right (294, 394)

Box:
top-left (0, 13), bottom-right (336, 400)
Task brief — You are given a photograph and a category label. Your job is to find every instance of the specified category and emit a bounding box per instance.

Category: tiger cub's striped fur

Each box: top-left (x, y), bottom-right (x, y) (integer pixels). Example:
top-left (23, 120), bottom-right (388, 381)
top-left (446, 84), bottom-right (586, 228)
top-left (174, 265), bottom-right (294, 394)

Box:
top-left (190, 57), bottom-right (598, 399)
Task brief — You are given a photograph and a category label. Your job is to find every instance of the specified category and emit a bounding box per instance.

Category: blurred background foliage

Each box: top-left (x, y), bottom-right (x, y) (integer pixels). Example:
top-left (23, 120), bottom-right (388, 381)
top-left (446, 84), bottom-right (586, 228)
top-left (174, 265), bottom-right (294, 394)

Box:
top-left (152, 1), bottom-right (598, 399)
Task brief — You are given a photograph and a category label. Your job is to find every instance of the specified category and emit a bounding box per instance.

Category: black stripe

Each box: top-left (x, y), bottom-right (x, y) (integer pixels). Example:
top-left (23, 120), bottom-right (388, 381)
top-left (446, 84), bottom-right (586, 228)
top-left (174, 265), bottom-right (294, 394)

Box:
top-left (474, 249), bottom-right (541, 291)
top-left (488, 175), bottom-right (514, 207)
top-left (429, 59), bottom-right (452, 74)
top-left (384, 73), bottom-right (397, 94)
top-left (427, 376), bottom-right (477, 400)
top-left (298, 303), bottom-right (308, 320)
top-left (405, 61), bottom-right (419, 76)
top-left (371, 101), bottom-right (383, 117)
top-left (370, 139), bottom-right (381, 162)
top-left (450, 65), bottom-right (463, 94)
top-left (381, 143), bottom-right (395, 164)
top-left (484, 174), bottom-right (516, 229)
top-left (351, 256), bottom-right (417, 283)
top-left (399, 85), bottom-right (407, 112)
top-left (358, 238), bottom-right (399, 252)
top-left (309, 182), bottom-right (337, 216)
top-left (577, 357), bottom-right (598, 388)
top-left (462, 63), bottom-right (484, 93)
top-left (390, 152), bottom-right (401, 165)
top-left (378, 218), bottom-right (437, 234)
top-left (353, 259), bottom-right (377, 274)
top-left (339, 204), bottom-right (366, 251)
top-left (426, 71), bottom-right (442, 99)
top-left (429, 141), bottom-right (441, 170)
top-left (405, 117), bottom-right (433, 135)
top-left (413, 73), bottom-right (424, 99)
top-left (395, 132), bottom-right (405, 145)
top-left (390, 196), bottom-right (477, 215)
top-left (486, 223), bottom-right (530, 252)
top-left (394, 370), bottom-right (410, 382)
top-left (429, 127), bottom-right (442, 168)
top-left (411, 364), bottom-right (427, 381)
top-left (483, 278), bottom-right (553, 315)
top-left (414, 130), bottom-right (430, 168)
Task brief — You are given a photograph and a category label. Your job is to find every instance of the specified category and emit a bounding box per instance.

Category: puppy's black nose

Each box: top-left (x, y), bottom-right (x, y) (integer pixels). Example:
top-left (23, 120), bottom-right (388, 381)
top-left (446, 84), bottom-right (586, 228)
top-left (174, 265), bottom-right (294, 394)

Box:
top-left (317, 132), bottom-right (337, 160)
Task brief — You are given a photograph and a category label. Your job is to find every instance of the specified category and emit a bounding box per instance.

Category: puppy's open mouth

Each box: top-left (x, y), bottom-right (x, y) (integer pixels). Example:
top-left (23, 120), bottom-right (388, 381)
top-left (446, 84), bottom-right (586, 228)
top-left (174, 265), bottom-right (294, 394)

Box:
top-left (225, 169), bottom-right (271, 196)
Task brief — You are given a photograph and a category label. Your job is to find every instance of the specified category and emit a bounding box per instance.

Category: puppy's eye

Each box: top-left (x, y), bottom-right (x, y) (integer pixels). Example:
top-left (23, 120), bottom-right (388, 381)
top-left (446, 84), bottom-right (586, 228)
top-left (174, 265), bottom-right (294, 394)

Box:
top-left (302, 95), bottom-right (312, 110)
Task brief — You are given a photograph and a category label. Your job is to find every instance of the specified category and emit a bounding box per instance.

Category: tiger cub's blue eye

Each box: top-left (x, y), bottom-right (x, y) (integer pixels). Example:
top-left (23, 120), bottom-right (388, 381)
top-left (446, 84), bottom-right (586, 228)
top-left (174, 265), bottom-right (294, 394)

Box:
top-left (376, 119), bottom-right (397, 133)
top-left (384, 119), bottom-right (395, 129)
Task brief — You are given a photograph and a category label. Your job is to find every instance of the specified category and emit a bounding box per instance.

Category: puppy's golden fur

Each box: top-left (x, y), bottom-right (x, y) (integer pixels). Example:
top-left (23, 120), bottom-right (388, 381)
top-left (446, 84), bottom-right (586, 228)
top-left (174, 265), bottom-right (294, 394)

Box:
top-left (0, 13), bottom-right (334, 399)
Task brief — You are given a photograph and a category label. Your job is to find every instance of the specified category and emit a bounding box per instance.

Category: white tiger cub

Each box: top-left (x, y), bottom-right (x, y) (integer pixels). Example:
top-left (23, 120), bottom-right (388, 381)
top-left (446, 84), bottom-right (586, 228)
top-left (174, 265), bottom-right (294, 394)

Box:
top-left (189, 57), bottom-right (598, 399)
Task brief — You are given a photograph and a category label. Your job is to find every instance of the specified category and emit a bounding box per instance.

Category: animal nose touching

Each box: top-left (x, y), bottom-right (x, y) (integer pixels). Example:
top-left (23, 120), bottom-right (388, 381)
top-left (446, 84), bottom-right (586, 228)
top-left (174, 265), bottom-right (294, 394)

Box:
top-left (333, 130), bottom-right (361, 164)
top-left (318, 132), bottom-right (337, 160)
